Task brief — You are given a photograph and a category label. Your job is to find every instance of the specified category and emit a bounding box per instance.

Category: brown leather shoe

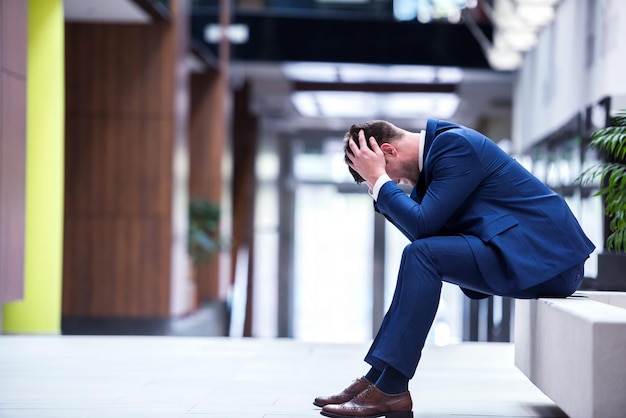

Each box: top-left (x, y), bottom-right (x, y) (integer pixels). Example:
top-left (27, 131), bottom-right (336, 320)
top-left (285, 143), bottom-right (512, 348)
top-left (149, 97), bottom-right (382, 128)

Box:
top-left (321, 385), bottom-right (413, 418)
top-left (313, 377), bottom-right (371, 407)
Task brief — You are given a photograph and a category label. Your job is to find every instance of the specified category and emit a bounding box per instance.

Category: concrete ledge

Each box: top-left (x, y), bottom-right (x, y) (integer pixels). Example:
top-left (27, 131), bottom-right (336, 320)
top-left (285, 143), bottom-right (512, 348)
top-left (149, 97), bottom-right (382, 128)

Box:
top-left (515, 291), bottom-right (626, 418)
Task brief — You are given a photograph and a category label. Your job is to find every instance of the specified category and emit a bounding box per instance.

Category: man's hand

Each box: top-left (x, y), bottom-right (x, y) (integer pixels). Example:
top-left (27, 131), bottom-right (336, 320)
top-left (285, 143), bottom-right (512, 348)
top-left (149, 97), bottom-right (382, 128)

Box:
top-left (346, 130), bottom-right (387, 191)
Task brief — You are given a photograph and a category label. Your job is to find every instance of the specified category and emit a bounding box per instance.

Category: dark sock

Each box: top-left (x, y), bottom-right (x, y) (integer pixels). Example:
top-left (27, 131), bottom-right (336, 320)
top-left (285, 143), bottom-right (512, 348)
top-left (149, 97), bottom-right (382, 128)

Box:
top-left (374, 364), bottom-right (409, 394)
top-left (364, 367), bottom-right (382, 383)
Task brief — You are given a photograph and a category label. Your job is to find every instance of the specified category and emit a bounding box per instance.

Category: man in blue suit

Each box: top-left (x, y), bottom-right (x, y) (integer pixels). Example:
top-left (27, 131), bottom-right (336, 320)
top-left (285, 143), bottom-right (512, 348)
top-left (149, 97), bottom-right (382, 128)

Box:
top-left (315, 119), bottom-right (595, 418)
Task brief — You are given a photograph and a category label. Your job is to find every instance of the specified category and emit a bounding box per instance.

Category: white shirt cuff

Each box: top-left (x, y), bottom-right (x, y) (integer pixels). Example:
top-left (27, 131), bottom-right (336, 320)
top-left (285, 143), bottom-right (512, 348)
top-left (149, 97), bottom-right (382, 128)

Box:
top-left (371, 174), bottom-right (392, 201)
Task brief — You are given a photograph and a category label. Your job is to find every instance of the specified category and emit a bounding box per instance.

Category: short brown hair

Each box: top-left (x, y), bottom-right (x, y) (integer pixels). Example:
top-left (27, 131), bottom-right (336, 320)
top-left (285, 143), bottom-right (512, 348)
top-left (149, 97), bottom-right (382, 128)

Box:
top-left (343, 120), bottom-right (403, 183)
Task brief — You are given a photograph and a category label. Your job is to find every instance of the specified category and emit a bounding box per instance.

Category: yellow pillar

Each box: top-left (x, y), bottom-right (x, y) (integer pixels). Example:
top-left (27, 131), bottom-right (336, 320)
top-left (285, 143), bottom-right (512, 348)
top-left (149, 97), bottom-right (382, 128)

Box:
top-left (3, 0), bottom-right (65, 333)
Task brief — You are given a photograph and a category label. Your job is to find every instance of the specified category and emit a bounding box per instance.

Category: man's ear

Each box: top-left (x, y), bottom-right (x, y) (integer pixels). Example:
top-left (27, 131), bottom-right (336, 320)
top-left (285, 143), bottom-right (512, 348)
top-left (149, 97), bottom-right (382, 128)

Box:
top-left (380, 143), bottom-right (396, 156)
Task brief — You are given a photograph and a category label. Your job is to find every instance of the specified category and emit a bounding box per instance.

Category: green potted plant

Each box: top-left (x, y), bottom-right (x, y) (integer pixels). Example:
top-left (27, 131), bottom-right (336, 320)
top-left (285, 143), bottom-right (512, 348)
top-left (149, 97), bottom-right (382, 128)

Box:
top-left (188, 197), bottom-right (222, 266)
top-left (579, 109), bottom-right (626, 290)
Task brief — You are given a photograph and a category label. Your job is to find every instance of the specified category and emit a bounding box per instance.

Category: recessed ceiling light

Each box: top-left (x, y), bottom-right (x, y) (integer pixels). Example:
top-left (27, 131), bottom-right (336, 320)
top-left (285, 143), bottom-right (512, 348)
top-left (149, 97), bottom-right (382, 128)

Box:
top-left (282, 62), bottom-right (338, 83)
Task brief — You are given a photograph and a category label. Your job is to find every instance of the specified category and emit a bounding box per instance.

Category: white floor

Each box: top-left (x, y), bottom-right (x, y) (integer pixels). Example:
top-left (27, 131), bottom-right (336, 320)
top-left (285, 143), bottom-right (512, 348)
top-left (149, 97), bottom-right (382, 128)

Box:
top-left (0, 336), bottom-right (566, 418)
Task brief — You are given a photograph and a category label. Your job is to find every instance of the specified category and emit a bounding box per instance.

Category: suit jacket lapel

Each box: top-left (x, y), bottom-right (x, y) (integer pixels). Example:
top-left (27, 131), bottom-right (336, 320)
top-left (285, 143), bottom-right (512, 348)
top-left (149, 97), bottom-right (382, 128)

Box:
top-left (412, 118), bottom-right (441, 202)
top-left (411, 118), bottom-right (462, 202)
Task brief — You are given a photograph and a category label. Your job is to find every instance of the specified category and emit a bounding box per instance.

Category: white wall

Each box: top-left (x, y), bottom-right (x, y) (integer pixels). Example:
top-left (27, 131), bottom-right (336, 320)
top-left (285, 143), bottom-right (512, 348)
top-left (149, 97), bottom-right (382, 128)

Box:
top-left (589, 0), bottom-right (626, 105)
top-left (513, 0), bottom-right (626, 152)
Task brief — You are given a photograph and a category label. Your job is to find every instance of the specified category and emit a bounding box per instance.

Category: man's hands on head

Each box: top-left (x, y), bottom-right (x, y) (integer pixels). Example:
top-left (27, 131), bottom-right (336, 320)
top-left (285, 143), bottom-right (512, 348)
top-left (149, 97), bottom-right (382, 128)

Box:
top-left (346, 130), bottom-right (387, 191)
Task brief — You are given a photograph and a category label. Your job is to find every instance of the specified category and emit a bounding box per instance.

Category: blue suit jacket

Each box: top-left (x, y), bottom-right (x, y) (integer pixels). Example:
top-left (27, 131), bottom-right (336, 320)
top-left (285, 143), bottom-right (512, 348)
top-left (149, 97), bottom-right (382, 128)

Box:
top-left (374, 119), bottom-right (595, 294)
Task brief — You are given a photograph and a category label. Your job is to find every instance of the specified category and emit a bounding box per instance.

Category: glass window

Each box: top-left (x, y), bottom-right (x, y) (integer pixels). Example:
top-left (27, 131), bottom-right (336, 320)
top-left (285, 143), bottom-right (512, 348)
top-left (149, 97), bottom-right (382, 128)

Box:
top-left (293, 185), bottom-right (374, 342)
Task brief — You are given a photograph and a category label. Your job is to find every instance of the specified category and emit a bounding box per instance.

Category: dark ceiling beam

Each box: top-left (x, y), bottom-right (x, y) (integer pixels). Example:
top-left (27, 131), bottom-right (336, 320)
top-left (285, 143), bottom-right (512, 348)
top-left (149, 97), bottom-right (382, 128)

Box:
top-left (131, 0), bottom-right (171, 22)
top-left (191, 11), bottom-right (492, 69)
top-left (190, 39), bottom-right (219, 71)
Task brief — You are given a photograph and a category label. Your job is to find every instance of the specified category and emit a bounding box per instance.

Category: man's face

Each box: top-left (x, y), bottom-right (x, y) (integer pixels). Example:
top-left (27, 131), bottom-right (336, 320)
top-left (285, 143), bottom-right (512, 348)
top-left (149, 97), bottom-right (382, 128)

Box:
top-left (381, 142), bottom-right (419, 187)
top-left (385, 158), bottom-right (418, 187)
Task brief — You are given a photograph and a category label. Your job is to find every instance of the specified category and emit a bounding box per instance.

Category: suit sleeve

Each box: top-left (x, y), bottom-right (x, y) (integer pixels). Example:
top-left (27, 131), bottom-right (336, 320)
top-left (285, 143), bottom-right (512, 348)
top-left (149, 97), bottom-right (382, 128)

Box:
top-left (374, 132), bottom-right (485, 242)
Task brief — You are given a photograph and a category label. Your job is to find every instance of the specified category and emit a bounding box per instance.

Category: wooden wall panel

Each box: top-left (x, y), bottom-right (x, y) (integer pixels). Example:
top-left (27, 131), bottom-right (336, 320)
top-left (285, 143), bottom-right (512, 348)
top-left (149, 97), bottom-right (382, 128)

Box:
top-left (63, 217), bottom-right (170, 317)
top-left (65, 25), bottom-right (171, 118)
top-left (231, 82), bottom-right (258, 336)
top-left (189, 70), bottom-right (227, 300)
top-left (0, 73), bottom-right (26, 304)
top-left (65, 25), bottom-right (172, 117)
top-left (1, 0), bottom-right (27, 75)
top-left (63, 3), bottom-right (186, 318)
top-left (64, 116), bottom-right (175, 316)
top-left (0, 0), bottom-right (27, 304)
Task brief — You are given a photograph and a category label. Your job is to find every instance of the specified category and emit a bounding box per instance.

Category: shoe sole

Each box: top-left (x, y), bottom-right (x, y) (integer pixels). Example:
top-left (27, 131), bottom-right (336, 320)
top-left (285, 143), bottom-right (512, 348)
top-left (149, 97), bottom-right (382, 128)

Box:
top-left (320, 410), bottom-right (413, 418)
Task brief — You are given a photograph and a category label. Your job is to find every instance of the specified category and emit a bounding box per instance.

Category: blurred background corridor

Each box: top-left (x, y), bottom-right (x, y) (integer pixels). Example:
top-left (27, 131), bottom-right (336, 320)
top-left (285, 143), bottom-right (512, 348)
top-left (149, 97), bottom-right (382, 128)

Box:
top-left (2, 0), bottom-right (625, 346)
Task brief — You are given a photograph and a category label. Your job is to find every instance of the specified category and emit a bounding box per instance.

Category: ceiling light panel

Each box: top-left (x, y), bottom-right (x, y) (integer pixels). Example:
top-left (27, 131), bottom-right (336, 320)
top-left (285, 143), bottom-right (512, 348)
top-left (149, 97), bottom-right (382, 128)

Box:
top-left (291, 91), bottom-right (460, 119)
top-left (282, 63), bottom-right (339, 82)
top-left (282, 62), bottom-right (464, 84)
